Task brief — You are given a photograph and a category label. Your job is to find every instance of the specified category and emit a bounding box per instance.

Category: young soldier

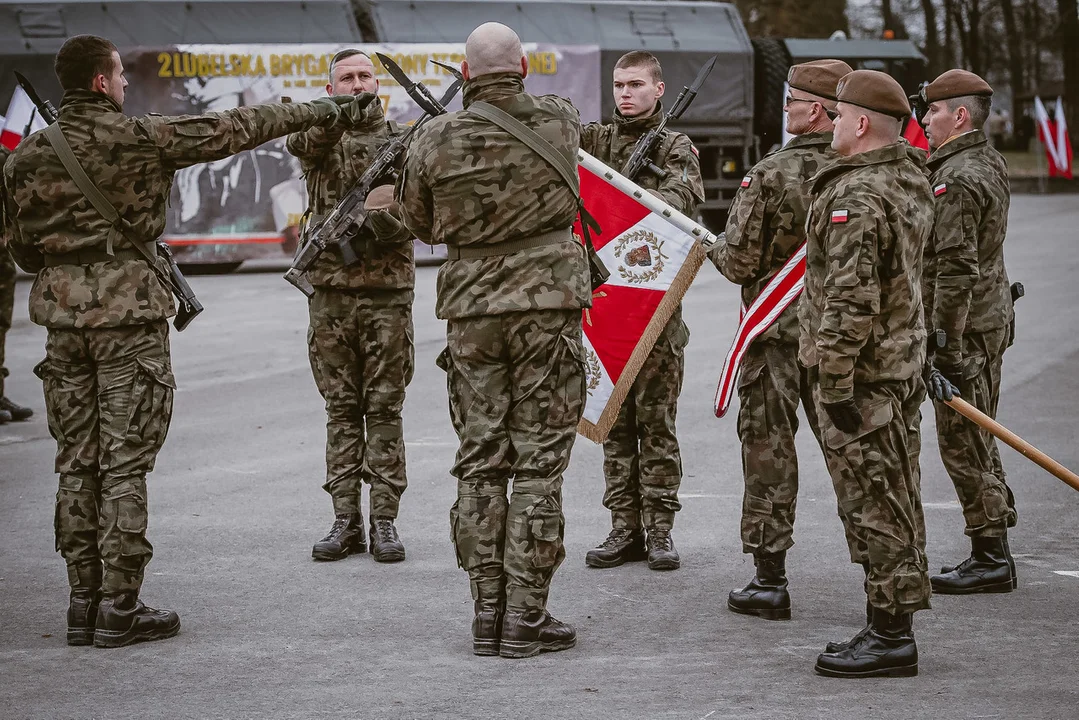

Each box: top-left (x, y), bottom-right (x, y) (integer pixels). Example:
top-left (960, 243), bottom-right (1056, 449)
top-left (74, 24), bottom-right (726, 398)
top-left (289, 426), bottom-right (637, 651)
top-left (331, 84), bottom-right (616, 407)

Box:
top-left (580, 51), bottom-right (704, 571)
top-left (919, 70), bottom-right (1018, 593)
top-left (802, 70), bottom-right (934, 678)
top-left (288, 50), bottom-right (414, 564)
top-left (711, 59), bottom-right (851, 619)
top-left (3, 34), bottom-right (357, 648)
top-left (398, 22), bottom-right (590, 658)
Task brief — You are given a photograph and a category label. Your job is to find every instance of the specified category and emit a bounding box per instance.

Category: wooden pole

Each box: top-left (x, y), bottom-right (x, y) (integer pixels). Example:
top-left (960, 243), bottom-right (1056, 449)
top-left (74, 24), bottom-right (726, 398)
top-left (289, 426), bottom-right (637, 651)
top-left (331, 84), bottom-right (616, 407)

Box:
top-left (944, 396), bottom-right (1079, 492)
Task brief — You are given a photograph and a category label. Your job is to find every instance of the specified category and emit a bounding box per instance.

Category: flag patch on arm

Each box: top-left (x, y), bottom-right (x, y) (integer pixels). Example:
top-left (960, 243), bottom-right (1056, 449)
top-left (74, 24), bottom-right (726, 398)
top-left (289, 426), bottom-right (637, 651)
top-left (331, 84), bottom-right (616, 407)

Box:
top-left (831, 210), bottom-right (849, 224)
top-left (934, 183), bottom-right (947, 197)
top-left (741, 175), bottom-right (752, 188)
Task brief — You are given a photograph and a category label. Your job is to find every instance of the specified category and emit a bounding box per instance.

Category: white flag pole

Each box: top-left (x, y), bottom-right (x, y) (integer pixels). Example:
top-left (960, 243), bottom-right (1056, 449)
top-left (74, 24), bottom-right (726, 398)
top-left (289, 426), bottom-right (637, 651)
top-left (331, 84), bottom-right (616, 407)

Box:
top-left (577, 149), bottom-right (721, 248)
top-left (1034, 96), bottom-right (1063, 171)
top-left (1055, 97), bottom-right (1070, 175)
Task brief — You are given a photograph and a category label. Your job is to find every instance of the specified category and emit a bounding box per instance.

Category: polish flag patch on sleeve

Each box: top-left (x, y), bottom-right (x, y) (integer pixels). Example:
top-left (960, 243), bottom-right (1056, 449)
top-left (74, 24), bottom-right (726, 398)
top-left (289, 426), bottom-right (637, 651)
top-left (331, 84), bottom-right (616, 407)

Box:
top-left (691, 144), bottom-right (700, 157)
top-left (831, 209), bottom-right (849, 224)
top-left (741, 175), bottom-right (752, 188)
top-left (934, 183), bottom-right (948, 197)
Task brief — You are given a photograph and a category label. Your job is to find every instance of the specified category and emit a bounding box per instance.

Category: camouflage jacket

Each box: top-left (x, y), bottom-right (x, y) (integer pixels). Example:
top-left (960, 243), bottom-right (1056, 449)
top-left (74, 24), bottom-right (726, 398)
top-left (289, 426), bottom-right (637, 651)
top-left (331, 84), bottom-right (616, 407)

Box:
top-left (397, 72), bottom-right (590, 320)
top-left (287, 101), bottom-right (413, 301)
top-left (710, 132), bottom-right (837, 344)
top-left (579, 103), bottom-right (705, 214)
top-left (4, 90), bottom-right (334, 329)
top-left (800, 142), bottom-right (933, 403)
top-left (0, 146), bottom-right (9, 250)
top-left (925, 130), bottom-right (1012, 368)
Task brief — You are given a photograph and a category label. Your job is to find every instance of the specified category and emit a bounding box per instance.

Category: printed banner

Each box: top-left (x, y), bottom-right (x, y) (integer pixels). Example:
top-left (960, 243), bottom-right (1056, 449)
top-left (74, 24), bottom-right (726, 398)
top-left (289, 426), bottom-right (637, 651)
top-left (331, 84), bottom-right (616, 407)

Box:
top-left (113, 43), bottom-right (601, 262)
top-left (574, 152), bottom-right (709, 443)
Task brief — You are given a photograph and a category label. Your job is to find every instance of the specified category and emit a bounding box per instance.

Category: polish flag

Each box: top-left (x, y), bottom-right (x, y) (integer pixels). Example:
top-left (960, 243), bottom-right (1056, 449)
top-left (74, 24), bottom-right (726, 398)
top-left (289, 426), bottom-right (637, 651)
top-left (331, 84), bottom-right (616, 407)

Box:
top-left (1034, 96), bottom-right (1073, 179)
top-left (574, 150), bottom-right (715, 442)
top-left (903, 114), bottom-right (929, 154)
top-left (1, 86), bottom-right (47, 150)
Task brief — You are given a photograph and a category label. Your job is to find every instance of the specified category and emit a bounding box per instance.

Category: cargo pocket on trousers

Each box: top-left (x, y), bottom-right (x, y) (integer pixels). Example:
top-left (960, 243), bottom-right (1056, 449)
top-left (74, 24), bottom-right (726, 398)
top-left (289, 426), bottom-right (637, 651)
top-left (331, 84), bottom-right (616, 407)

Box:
top-left (34, 359), bottom-right (66, 443)
top-left (449, 500), bottom-right (466, 569)
top-left (307, 326), bottom-right (328, 398)
top-left (824, 398), bottom-right (895, 515)
top-left (125, 357), bottom-right (176, 447)
top-left (550, 334), bottom-right (587, 427)
top-left (528, 498), bottom-right (565, 571)
top-left (735, 357), bottom-right (767, 443)
top-left (980, 479), bottom-right (1012, 525)
top-left (741, 494), bottom-right (773, 551)
top-left (890, 567), bottom-right (928, 609)
top-left (113, 490), bottom-right (151, 564)
top-left (436, 346), bottom-right (468, 433)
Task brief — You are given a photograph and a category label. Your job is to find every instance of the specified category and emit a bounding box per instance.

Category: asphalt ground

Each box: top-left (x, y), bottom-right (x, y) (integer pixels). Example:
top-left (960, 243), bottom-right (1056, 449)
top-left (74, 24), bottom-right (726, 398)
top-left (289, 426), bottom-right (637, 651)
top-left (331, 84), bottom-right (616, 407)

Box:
top-left (2, 194), bottom-right (1078, 719)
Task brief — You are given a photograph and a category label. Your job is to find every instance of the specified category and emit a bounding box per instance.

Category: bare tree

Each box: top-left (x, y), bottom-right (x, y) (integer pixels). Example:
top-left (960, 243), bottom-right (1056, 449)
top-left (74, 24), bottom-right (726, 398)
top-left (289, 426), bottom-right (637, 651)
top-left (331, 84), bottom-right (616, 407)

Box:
top-left (921, 0), bottom-right (943, 75)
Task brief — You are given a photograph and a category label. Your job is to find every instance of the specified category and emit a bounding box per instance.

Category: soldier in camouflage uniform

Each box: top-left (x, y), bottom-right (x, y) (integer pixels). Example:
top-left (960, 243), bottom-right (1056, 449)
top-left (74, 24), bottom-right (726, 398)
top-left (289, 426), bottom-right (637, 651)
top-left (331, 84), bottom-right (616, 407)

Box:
top-left (0, 145), bottom-right (34, 426)
top-left (398, 22), bottom-right (590, 658)
top-left (3, 35), bottom-right (357, 648)
top-left (918, 70), bottom-right (1018, 594)
top-left (710, 60), bottom-right (850, 619)
top-left (579, 51), bottom-right (704, 572)
top-left (801, 71), bottom-right (933, 678)
top-left (287, 50), bottom-right (414, 564)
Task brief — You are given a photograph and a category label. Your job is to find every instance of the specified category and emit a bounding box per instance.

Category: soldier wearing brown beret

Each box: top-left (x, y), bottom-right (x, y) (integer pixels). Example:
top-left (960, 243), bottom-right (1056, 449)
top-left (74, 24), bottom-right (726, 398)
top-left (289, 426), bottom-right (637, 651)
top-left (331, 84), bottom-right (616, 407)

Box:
top-left (918, 70), bottom-right (1019, 596)
top-left (801, 69), bottom-right (934, 677)
top-left (710, 59), bottom-right (851, 623)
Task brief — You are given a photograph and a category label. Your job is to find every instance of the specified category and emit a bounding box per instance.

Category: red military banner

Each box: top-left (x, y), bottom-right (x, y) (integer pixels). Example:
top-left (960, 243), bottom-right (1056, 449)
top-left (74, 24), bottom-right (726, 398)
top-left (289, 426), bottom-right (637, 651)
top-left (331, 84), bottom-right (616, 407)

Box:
top-left (574, 151), bottom-right (717, 443)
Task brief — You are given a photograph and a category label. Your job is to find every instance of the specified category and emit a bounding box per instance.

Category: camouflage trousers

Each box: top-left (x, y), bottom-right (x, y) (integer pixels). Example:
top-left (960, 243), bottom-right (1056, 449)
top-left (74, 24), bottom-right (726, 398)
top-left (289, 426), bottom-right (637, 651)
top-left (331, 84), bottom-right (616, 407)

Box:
top-left (34, 321), bottom-right (174, 598)
top-left (438, 309), bottom-right (586, 612)
top-left (934, 327), bottom-right (1016, 538)
top-left (602, 308), bottom-right (688, 531)
top-left (308, 289), bottom-right (414, 518)
top-left (815, 376), bottom-right (931, 616)
top-left (736, 339), bottom-right (824, 555)
top-left (0, 249), bottom-right (14, 397)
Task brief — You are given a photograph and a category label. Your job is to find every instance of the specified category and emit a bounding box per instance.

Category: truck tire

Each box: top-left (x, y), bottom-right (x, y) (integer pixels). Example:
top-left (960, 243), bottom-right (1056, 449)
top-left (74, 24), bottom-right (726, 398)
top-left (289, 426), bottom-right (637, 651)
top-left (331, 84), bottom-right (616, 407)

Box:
top-left (751, 38), bottom-right (793, 155)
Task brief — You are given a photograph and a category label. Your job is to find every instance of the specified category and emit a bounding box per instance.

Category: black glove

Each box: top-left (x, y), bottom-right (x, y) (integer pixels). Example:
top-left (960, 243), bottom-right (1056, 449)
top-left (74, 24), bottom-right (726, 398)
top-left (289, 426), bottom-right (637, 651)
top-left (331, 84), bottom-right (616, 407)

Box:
top-left (926, 366), bottom-right (961, 402)
top-left (822, 398), bottom-right (861, 434)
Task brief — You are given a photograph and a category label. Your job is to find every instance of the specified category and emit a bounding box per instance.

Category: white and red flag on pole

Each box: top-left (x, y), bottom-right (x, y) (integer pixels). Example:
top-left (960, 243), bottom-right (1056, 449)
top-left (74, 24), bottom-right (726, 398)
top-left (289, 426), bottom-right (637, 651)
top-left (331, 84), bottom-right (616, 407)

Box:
top-left (1034, 96), bottom-right (1073, 179)
top-left (903, 114), bottom-right (929, 154)
top-left (2, 85), bottom-right (47, 150)
top-left (712, 243), bottom-right (806, 417)
top-left (574, 150), bottom-right (717, 443)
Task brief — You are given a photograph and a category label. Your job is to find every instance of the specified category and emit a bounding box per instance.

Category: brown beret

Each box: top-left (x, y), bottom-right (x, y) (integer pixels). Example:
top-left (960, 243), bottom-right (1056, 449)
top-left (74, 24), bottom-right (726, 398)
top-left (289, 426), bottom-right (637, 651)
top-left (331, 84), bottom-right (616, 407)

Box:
top-left (787, 59), bottom-right (854, 101)
top-left (836, 69), bottom-right (910, 119)
top-left (923, 69), bottom-right (993, 103)
top-left (364, 184), bottom-right (397, 212)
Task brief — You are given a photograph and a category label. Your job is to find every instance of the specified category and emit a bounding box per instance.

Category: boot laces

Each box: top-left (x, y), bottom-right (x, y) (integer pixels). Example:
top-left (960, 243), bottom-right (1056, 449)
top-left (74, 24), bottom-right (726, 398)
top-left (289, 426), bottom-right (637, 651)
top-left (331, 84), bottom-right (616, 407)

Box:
top-left (648, 529), bottom-right (673, 552)
top-left (374, 518), bottom-right (396, 543)
top-left (600, 528), bottom-right (635, 548)
top-left (322, 516), bottom-right (350, 542)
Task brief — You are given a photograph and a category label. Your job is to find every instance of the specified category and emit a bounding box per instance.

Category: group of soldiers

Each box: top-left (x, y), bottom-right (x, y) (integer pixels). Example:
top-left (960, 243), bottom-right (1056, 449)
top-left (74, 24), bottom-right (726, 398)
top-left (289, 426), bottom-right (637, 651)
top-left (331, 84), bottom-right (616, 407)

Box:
top-left (0, 23), bottom-right (1016, 677)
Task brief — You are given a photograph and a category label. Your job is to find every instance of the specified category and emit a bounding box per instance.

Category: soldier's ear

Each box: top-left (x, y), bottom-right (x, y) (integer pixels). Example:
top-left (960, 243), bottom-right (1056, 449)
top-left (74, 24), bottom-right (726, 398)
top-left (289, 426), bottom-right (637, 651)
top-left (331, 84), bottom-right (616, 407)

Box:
top-left (462, 60), bottom-right (471, 81)
top-left (520, 55), bottom-right (529, 79)
top-left (655, 81), bottom-right (665, 99)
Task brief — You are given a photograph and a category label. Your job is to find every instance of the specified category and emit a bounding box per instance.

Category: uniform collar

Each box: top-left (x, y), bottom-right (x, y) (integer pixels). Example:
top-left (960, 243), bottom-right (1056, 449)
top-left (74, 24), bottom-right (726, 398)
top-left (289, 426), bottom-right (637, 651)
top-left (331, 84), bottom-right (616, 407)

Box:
top-left (784, 131), bottom-right (833, 150)
top-left (614, 101), bottom-right (665, 135)
top-left (810, 141), bottom-right (915, 192)
top-left (462, 73), bottom-right (525, 108)
top-left (927, 129), bottom-right (988, 169)
top-left (59, 89), bottom-right (123, 115)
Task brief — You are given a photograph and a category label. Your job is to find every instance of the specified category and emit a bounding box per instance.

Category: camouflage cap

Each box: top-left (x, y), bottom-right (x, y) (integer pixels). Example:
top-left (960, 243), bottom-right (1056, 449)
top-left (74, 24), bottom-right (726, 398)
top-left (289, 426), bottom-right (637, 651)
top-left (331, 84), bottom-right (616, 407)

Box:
top-left (364, 184), bottom-right (397, 212)
top-left (836, 70), bottom-right (911, 119)
top-left (923, 69), bottom-right (993, 103)
top-left (787, 59), bottom-right (854, 101)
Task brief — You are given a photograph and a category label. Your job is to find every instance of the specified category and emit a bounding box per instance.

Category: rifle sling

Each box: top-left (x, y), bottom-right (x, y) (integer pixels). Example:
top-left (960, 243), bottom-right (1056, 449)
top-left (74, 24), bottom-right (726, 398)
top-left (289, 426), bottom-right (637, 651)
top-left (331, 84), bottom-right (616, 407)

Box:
top-left (43, 123), bottom-right (162, 271)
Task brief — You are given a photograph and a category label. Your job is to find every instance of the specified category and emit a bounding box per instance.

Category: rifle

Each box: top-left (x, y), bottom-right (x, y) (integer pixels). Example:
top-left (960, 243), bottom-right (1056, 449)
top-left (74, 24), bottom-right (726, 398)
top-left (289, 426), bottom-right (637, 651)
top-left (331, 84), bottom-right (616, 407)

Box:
top-left (283, 57), bottom-right (463, 296)
top-left (622, 55), bottom-right (717, 182)
top-left (14, 72), bottom-right (204, 331)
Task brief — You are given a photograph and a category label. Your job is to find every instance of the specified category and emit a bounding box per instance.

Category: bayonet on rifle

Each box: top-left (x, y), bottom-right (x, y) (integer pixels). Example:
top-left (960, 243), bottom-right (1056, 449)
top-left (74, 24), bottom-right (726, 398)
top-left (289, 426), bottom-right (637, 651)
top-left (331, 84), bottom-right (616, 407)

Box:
top-left (283, 64), bottom-right (464, 296)
top-left (622, 55), bottom-right (717, 182)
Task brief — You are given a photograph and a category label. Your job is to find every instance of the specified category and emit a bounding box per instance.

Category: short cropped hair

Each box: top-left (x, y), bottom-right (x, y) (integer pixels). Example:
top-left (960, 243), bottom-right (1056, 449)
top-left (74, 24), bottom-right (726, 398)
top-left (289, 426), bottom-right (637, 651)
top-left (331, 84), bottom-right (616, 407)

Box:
top-left (615, 51), bottom-right (663, 83)
top-left (54, 35), bottom-right (118, 92)
top-left (946, 95), bottom-right (992, 129)
top-left (329, 49), bottom-right (370, 83)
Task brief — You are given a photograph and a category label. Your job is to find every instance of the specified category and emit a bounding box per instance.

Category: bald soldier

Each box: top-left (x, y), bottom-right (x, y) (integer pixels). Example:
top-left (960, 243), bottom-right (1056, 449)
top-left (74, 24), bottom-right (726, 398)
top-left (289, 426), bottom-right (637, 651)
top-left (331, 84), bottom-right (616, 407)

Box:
top-left (398, 23), bottom-right (590, 658)
top-left (4, 34), bottom-right (359, 648)
top-left (918, 70), bottom-right (1018, 594)
top-left (0, 145), bottom-right (33, 426)
top-left (711, 59), bottom-right (850, 620)
top-left (801, 70), bottom-right (933, 678)
top-left (287, 49), bottom-right (413, 564)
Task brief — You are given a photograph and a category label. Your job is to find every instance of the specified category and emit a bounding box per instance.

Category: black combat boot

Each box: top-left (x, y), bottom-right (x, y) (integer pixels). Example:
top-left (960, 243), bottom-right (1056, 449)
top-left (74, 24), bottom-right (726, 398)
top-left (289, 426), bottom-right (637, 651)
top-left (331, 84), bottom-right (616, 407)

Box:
top-left (472, 601), bottom-right (504, 656)
top-left (93, 594), bottom-right (181, 648)
top-left (584, 528), bottom-right (646, 568)
top-left (646, 528), bottom-right (680, 571)
top-left (369, 517), bottom-right (406, 563)
top-left (0, 396), bottom-right (33, 421)
top-left (825, 599), bottom-right (872, 653)
top-left (932, 535), bottom-right (1013, 594)
top-left (499, 609), bottom-right (577, 659)
top-left (67, 563), bottom-right (103, 646)
top-left (815, 607), bottom-right (918, 678)
top-left (727, 551), bottom-right (791, 620)
top-left (0, 407), bottom-right (10, 424)
top-left (311, 513), bottom-right (366, 561)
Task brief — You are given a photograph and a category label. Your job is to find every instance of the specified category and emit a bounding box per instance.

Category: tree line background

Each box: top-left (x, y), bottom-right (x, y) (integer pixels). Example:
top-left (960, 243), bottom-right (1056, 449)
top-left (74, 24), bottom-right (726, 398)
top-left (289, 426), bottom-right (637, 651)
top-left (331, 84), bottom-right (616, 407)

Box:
top-left (734, 0), bottom-right (1079, 147)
